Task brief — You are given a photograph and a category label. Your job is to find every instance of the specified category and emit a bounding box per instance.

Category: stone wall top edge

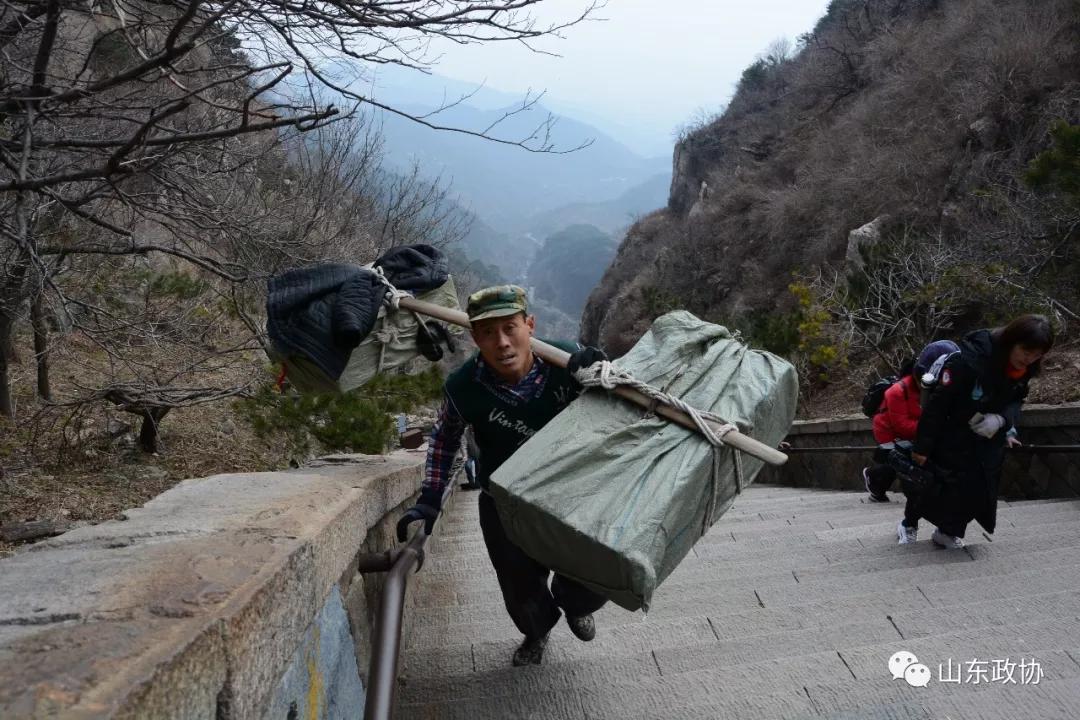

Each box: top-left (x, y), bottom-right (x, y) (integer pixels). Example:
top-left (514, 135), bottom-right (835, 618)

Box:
top-left (789, 402), bottom-right (1080, 436)
top-left (28, 452), bottom-right (424, 552)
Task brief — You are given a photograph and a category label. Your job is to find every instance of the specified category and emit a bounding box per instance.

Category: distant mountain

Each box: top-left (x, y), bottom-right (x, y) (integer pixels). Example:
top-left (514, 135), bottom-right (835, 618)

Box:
top-left (359, 64), bottom-right (533, 114)
top-left (317, 61), bottom-right (669, 318)
top-left (529, 298), bottom-right (581, 342)
top-left (524, 172), bottom-right (671, 239)
top-left (443, 240), bottom-right (507, 311)
top-left (444, 234), bottom-right (581, 341)
top-left (541, 98), bottom-right (676, 159)
top-left (528, 224), bottom-right (618, 321)
top-left (364, 64), bottom-right (673, 158)
top-left (454, 212), bottom-right (538, 284)
top-left (369, 100), bottom-right (668, 234)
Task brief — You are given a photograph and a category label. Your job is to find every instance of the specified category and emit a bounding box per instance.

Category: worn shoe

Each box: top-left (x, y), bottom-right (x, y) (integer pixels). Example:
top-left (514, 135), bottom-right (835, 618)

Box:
top-left (931, 528), bottom-right (965, 550)
top-left (897, 520), bottom-right (918, 545)
top-left (567, 613), bottom-right (596, 642)
top-left (511, 634), bottom-right (549, 666)
top-left (863, 467), bottom-right (889, 502)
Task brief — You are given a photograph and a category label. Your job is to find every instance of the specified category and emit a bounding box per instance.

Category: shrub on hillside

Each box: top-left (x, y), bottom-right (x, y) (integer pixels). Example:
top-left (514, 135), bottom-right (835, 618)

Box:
top-left (747, 309), bottom-right (801, 356)
top-left (791, 230), bottom-right (1060, 386)
top-left (238, 368), bottom-right (443, 456)
top-left (1026, 121), bottom-right (1080, 204)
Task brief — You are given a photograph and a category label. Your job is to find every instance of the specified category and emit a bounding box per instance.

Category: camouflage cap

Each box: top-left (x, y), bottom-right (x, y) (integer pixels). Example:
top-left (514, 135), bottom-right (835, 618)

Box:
top-left (466, 285), bottom-right (528, 323)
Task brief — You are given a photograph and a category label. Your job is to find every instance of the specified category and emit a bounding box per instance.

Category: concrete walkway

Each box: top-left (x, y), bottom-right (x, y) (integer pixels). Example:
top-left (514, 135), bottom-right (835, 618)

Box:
top-left (399, 486), bottom-right (1080, 719)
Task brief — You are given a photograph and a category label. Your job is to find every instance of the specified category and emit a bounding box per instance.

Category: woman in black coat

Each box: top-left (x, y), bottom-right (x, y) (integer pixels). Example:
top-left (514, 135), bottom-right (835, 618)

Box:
top-left (907, 315), bottom-right (1055, 549)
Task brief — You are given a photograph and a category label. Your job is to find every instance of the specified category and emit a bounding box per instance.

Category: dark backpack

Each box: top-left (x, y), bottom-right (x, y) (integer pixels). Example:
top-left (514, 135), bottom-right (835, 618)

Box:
top-left (861, 375), bottom-right (899, 417)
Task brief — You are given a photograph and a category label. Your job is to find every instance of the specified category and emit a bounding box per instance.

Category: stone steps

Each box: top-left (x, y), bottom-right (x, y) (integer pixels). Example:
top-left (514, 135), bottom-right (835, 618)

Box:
top-left (403, 616), bottom-right (1080, 716)
top-left (415, 509), bottom-right (1080, 592)
top-left (399, 485), bottom-right (1080, 719)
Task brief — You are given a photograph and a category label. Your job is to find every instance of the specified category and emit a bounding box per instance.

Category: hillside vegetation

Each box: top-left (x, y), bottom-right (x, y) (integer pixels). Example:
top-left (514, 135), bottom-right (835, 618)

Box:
top-left (583, 0), bottom-right (1080, 404)
top-left (0, 1), bottom-right (598, 544)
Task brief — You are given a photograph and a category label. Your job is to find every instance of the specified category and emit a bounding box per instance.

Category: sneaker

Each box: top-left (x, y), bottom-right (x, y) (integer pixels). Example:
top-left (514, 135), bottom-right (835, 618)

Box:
top-left (511, 634), bottom-right (548, 666)
top-left (566, 613), bottom-right (596, 642)
top-left (863, 468), bottom-right (889, 502)
top-left (931, 528), bottom-right (965, 550)
top-left (897, 520), bottom-right (918, 545)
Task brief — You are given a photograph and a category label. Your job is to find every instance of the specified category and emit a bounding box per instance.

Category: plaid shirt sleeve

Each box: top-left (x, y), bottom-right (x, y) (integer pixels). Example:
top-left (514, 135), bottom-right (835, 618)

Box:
top-left (423, 391), bottom-right (466, 493)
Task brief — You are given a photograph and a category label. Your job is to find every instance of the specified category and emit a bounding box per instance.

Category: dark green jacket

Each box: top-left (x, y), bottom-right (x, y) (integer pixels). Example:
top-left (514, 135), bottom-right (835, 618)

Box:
top-left (444, 340), bottom-right (580, 488)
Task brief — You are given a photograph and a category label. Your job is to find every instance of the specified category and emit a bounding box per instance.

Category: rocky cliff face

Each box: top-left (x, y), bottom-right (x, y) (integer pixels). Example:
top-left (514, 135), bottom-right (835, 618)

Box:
top-left (583, 0), bottom-right (1080, 357)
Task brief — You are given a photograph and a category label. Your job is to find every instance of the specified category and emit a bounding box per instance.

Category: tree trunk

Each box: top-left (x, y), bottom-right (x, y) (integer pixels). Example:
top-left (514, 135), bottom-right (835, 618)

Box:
top-left (30, 293), bottom-right (51, 401)
top-left (0, 314), bottom-right (13, 418)
top-left (139, 407), bottom-right (171, 453)
top-left (1, 235), bottom-right (32, 419)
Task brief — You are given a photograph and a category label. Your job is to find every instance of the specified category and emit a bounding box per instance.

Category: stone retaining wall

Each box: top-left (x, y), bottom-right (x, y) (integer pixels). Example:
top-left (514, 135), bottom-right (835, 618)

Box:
top-left (0, 451), bottom-right (431, 720)
top-left (758, 402), bottom-right (1080, 499)
top-left (5, 405), bottom-right (1077, 718)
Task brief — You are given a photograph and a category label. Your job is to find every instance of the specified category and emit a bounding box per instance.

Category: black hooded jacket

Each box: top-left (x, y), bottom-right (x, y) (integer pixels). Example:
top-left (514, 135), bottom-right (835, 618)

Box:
top-left (266, 245), bottom-right (449, 382)
top-left (912, 329), bottom-right (1030, 534)
top-left (266, 263), bottom-right (380, 382)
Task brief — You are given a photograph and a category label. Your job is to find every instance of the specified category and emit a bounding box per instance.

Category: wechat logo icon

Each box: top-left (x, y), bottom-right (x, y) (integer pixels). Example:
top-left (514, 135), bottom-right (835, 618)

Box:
top-left (889, 650), bottom-right (932, 688)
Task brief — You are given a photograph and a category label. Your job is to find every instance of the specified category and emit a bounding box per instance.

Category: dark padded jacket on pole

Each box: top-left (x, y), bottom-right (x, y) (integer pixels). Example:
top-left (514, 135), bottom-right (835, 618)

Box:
top-left (912, 329), bottom-right (1029, 535)
top-left (372, 244), bottom-right (448, 292)
top-left (266, 244), bottom-right (449, 382)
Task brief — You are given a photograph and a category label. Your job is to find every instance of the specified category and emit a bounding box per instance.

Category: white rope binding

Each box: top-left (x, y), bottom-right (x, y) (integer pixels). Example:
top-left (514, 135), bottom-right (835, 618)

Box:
top-left (373, 266), bottom-right (410, 310)
top-left (372, 265), bottom-right (436, 355)
top-left (574, 360), bottom-right (740, 447)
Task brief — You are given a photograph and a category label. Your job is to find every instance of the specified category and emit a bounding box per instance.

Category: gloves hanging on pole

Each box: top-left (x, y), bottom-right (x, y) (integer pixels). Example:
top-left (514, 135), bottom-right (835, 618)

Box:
top-left (567, 346), bottom-right (608, 376)
top-left (416, 320), bottom-right (457, 362)
top-left (969, 413), bottom-right (1006, 439)
top-left (396, 487), bottom-right (444, 542)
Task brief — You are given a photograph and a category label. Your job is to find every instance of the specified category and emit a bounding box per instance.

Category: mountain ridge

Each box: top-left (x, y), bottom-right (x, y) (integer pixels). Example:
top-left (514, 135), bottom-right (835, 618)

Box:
top-left (373, 99), bottom-right (668, 233)
top-left (582, 0), bottom-right (1080, 377)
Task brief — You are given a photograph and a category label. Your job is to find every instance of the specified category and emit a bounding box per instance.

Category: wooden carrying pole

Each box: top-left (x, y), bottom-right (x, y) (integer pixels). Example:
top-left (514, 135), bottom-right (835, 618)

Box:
top-left (398, 296), bottom-right (789, 466)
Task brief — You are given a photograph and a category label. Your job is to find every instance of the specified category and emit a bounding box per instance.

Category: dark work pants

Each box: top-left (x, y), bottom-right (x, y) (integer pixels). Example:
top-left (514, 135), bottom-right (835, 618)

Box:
top-left (477, 492), bottom-right (607, 640)
top-left (873, 446), bottom-right (921, 528)
top-left (866, 447), bottom-right (896, 497)
top-left (902, 494), bottom-right (921, 528)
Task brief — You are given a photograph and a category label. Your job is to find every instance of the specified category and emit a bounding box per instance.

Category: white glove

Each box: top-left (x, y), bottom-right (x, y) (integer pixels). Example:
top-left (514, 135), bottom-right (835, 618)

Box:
top-left (969, 413), bottom-right (1006, 438)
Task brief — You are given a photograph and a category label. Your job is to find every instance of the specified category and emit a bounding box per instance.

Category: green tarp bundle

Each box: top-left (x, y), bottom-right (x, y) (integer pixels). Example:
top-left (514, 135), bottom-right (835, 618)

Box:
top-left (273, 276), bottom-right (463, 394)
top-left (489, 310), bottom-right (798, 612)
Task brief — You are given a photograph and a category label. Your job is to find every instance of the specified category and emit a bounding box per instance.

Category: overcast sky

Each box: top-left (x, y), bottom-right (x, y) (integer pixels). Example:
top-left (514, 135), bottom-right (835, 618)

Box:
top-left (421, 0), bottom-right (833, 155)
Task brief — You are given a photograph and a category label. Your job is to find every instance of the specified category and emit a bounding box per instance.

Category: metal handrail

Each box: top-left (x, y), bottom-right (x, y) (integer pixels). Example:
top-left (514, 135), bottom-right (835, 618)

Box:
top-left (357, 481), bottom-right (455, 720)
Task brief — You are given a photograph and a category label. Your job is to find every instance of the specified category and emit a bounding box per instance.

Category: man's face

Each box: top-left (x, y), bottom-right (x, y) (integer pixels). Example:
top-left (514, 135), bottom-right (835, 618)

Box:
top-left (471, 313), bottom-right (536, 382)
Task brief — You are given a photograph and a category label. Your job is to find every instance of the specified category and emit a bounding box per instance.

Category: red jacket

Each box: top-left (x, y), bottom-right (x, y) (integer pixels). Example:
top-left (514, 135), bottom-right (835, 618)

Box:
top-left (872, 375), bottom-right (920, 444)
